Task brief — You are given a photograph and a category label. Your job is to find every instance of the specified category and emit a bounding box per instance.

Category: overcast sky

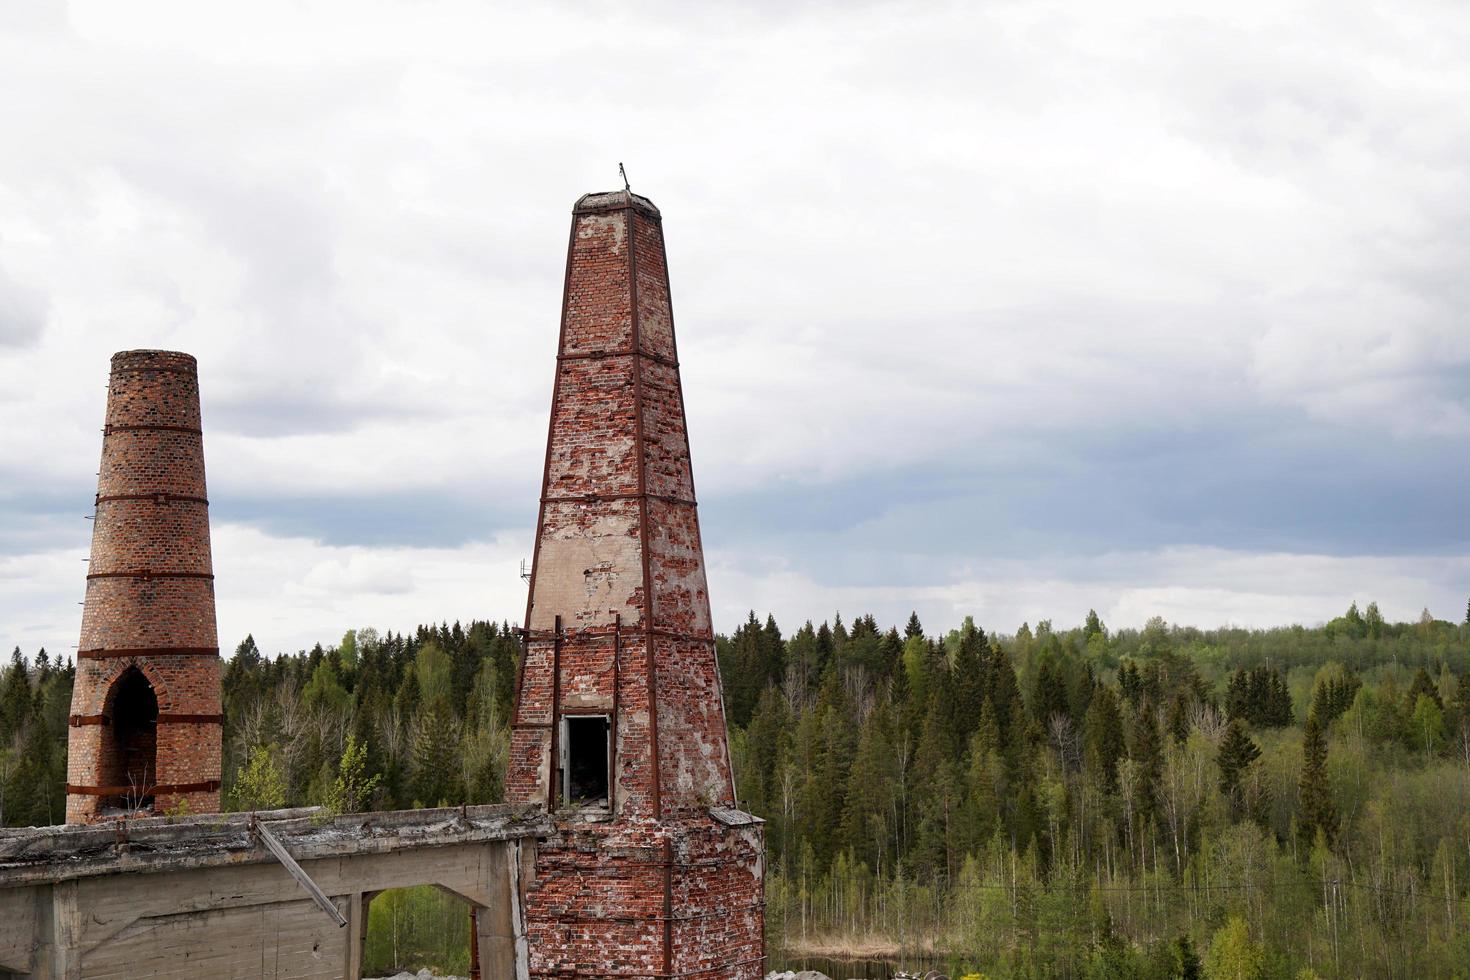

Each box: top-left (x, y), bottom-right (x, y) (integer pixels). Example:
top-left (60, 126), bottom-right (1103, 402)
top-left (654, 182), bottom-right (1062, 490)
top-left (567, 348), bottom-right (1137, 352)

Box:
top-left (2, 0), bottom-right (1468, 659)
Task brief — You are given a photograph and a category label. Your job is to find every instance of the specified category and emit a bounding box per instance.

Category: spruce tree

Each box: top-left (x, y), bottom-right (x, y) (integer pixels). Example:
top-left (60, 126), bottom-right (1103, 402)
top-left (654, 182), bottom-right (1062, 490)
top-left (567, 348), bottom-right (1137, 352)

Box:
top-left (1166, 691), bottom-right (1191, 744)
top-left (1217, 719), bottom-right (1261, 820)
top-left (986, 644), bottom-right (1025, 750)
top-left (1297, 714), bottom-right (1338, 852)
top-left (839, 703), bottom-right (895, 869)
top-left (1032, 660), bottom-right (1069, 728)
top-left (952, 624), bottom-right (987, 741)
top-left (1174, 933), bottom-right (1203, 980)
top-left (1406, 667), bottom-right (1442, 711)
top-left (1129, 703), bottom-right (1162, 826)
top-left (1083, 685), bottom-right (1125, 793)
top-left (1118, 661), bottom-right (1142, 706)
top-left (0, 650), bottom-right (31, 746)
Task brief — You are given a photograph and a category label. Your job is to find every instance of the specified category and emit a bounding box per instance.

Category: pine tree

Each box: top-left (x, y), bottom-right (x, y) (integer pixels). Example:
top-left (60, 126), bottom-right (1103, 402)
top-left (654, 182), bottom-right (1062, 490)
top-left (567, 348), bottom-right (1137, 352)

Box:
top-left (1297, 714), bottom-right (1338, 852)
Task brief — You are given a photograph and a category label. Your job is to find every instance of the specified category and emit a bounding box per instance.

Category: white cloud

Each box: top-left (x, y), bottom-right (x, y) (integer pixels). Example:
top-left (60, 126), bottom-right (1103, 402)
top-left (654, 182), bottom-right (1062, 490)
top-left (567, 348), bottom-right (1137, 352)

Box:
top-left (211, 523), bottom-right (532, 655)
top-left (708, 545), bottom-right (1470, 637)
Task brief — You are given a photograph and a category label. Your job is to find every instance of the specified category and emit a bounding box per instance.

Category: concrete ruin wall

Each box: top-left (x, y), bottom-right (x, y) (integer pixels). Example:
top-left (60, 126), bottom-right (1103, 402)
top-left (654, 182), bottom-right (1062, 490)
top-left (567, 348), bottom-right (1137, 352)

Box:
top-left (0, 805), bottom-right (548, 980)
top-left (507, 191), bottom-right (764, 978)
top-left (66, 350), bottom-right (222, 823)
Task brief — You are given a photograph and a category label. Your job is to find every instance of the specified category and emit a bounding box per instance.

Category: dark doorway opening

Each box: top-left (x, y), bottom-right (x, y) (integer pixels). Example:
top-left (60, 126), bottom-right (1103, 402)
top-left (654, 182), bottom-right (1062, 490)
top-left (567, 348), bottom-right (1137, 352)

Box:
top-left (106, 667), bottom-right (158, 810)
top-left (563, 715), bottom-right (609, 805)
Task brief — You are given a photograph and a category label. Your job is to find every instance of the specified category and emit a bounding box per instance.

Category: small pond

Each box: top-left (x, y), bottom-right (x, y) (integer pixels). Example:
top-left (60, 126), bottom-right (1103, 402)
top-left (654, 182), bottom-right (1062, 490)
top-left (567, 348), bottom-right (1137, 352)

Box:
top-left (766, 954), bottom-right (975, 979)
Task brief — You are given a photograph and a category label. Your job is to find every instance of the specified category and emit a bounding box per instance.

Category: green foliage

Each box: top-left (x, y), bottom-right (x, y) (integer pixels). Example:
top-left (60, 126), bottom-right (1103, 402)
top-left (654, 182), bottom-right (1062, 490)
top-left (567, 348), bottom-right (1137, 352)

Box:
top-left (1205, 916), bottom-right (1263, 980)
top-left (1296, 715), bottom-right (1337, 853)
top-left (1308, 664), bottom-right (1360, 727)
top-left (1225, 666), bottom-right (1294, 728)
top-left (413, 641), bottom-right (453, 712)
top-left (302, 657), bottom-right (350, 715)
top-left (327, 732), bottom-right (381, 815)
top-left (233, 744), bottom-right (287, 811)
top-left (362, 885), bottom-right (470, 976)
top-left (12, 602), bottom-right (1470, 975)
top-left (1217, 719), bottom-right (1261, 821)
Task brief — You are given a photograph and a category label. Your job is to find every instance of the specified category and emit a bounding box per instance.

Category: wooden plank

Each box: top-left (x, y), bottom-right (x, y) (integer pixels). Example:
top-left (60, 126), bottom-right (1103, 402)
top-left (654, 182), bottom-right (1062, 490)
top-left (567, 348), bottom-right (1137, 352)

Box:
top-left (250, 818), bottom-right (348, 929)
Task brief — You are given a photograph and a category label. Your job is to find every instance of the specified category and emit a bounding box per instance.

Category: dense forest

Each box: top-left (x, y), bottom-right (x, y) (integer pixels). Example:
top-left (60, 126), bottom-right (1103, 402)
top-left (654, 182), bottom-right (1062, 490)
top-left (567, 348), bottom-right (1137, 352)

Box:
top-left (4, 602), bottom-right (1470, 979)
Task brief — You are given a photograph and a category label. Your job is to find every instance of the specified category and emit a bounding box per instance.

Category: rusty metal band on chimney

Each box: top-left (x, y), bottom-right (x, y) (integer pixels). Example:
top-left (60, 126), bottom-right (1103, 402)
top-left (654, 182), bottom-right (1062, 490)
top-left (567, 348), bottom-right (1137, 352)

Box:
top-left (103, 423), bottom-right (204, 435)
top-left (66, 779), bottom-right (220, 796)
top-left (77, 647), bottom-right (219, 660)
top-left (96, 492), bottom-right (210, 506)
top-left (85, 571), bottom-right (215, 580)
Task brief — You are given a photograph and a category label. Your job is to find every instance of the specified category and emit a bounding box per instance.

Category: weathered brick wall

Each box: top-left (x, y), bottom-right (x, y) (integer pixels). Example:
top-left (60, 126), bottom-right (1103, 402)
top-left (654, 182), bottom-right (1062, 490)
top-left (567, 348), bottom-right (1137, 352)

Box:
top-left (66, 350), bottom-right (222, 823)
top-left (523, 817), bottom-right (764, 979)
top-left (509, 192), bottom-right (762, 976)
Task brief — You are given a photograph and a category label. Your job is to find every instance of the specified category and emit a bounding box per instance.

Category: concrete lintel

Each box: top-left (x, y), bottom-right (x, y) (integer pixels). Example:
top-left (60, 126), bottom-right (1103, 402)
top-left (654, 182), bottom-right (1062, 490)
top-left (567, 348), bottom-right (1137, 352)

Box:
top-left (0, 803), bottom-right (551, 888)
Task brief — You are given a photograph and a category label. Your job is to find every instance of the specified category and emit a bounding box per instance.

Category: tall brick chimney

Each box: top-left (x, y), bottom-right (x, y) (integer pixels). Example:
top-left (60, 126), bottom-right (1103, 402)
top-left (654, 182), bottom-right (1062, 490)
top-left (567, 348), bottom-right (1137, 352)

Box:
top-left (66, 350), bottom-right (222, 824)
top-left (507, 191), bottom-right (765, 976)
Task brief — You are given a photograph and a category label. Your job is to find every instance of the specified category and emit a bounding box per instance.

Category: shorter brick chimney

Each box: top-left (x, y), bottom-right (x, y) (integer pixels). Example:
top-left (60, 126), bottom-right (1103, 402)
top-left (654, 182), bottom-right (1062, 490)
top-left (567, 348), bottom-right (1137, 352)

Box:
top-left (66, 350), bottom-right (222, 824)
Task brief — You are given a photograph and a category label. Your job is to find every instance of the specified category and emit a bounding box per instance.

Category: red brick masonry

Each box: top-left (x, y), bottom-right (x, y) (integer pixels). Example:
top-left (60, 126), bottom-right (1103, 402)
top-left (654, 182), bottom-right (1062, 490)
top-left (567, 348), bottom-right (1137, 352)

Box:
top-left (509, 192), bottom-right (765, 977)
top-left (66, 350), bottom-right (222, 824)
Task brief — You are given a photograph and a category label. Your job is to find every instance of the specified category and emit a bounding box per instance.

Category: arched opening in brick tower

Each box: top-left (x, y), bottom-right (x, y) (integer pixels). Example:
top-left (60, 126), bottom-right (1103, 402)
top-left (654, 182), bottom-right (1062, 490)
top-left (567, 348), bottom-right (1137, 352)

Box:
top-left (103, 667), bottom-right (159, 810)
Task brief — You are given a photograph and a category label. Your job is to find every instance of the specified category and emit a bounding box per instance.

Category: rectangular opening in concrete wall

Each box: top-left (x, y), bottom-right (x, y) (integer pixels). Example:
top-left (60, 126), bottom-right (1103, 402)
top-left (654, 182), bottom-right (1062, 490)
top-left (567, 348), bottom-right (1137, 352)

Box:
top-left (561, 714), bottom-right (610, 805)
top-left (364, 885), bottom-right (473, 977)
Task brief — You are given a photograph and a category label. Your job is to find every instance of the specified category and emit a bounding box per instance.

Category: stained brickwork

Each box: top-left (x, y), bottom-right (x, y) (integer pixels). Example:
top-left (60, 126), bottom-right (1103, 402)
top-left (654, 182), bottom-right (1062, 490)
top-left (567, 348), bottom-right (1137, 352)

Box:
top-left (509, 192), bottom-right (764, 978)
top-left (66, 350), bottom-right (222, 824)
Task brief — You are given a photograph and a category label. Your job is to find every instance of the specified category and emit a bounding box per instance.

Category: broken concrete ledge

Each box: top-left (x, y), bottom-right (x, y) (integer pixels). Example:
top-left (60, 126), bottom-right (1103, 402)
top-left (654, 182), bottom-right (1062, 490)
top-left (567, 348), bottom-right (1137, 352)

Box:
top-left (0, 803), bottom-right (553, 887)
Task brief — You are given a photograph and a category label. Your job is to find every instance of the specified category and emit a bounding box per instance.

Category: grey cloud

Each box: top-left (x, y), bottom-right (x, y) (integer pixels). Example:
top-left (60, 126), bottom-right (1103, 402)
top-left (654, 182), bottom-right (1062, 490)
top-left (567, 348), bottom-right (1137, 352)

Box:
top-left (212, 492), bottom-right (529, 550)
top-left (3, 0), bottom-right (1470, 654)
top-left (0, 267), bottom-right (47, 348)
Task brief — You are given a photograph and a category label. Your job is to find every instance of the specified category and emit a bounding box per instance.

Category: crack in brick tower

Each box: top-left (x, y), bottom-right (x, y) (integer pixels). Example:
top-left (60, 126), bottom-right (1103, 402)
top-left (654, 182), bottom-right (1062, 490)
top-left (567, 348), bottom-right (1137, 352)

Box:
top-left (508, 191), bottom-right (765, 977)
top-left (66, 350), bottom-right (222, 825)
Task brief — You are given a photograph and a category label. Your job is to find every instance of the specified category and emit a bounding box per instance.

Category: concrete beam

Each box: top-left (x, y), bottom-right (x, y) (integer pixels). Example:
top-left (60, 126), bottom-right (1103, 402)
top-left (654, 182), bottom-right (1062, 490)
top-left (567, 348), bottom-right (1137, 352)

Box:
top-left (0, 803), bottom-right (550, 888)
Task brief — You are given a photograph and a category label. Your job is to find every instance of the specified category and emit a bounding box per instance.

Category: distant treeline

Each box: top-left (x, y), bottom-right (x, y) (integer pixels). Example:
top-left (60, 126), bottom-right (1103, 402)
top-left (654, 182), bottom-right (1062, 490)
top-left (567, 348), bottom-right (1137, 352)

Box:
top-left (4, 602), bottom-right (1470, 977)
